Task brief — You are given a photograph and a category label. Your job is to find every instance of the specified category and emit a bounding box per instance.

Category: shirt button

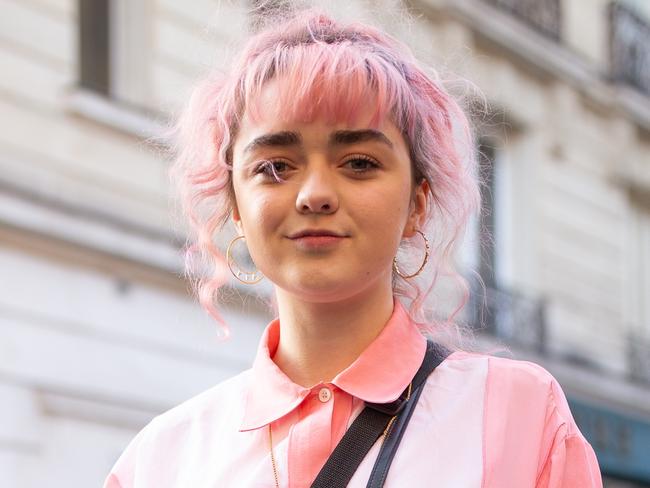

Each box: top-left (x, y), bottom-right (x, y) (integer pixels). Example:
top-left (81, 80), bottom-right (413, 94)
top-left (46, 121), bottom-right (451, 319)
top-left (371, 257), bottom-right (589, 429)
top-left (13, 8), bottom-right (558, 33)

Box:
top-left (318, 387), bottom-right (332, 403)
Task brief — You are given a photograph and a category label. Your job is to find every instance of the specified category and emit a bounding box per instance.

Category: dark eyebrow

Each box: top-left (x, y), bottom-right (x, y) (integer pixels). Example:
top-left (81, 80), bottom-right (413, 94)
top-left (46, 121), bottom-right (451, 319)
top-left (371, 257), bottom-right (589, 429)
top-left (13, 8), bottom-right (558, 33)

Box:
top-left (243, 131), bottom-right (302, 155)
top-left (330, 129), bottom-right (394, 149)
top-left (242, 128), bottom-right (393, 155)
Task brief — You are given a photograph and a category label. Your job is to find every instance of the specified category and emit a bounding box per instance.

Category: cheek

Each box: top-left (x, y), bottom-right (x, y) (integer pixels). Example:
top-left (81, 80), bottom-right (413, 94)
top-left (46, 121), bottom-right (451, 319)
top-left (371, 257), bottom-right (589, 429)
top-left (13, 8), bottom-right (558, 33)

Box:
top-left (354, 183), bottom-right (410, 231)
top-left (236, 190), bottom-right (293, 261)
top-left (241, 195), bottom-right (279, 232)
top-left (233, 176), bottom-right (276, 228)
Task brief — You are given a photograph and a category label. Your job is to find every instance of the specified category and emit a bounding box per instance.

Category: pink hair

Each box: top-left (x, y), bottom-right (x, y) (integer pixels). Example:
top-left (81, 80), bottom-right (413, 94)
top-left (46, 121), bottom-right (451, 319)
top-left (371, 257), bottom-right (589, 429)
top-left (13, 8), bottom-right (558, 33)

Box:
top-left (168, 9), bottom-right (482, 348)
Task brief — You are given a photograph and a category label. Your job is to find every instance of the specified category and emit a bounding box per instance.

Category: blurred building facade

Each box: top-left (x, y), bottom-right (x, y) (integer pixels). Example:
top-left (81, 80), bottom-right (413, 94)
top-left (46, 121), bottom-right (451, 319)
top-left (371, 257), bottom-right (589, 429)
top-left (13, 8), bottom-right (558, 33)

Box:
top-left (0, 0), bottom-right (648, 486)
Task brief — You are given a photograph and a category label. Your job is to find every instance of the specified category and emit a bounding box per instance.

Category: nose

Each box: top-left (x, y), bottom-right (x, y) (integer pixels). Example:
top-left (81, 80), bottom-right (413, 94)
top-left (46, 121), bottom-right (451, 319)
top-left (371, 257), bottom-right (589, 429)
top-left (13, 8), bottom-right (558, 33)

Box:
top-left (295, 164), bottom-right (339, 215)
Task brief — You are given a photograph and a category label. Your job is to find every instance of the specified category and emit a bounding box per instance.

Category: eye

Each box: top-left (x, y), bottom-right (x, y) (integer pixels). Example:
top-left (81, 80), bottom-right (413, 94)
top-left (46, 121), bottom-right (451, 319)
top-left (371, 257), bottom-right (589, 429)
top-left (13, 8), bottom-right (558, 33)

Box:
top-left (343, 155), bottom-right (380, 173)
top-left (254, 159), bottom-right (291, 180)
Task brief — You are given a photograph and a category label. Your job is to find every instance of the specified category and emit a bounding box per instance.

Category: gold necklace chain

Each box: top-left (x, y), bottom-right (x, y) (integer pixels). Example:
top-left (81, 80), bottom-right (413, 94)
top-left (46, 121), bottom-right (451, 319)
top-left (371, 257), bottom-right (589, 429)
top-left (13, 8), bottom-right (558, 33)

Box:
top-left (267, 382), bottom-right (412, 488)
top-left (268, 423), bottom-right (281, 488)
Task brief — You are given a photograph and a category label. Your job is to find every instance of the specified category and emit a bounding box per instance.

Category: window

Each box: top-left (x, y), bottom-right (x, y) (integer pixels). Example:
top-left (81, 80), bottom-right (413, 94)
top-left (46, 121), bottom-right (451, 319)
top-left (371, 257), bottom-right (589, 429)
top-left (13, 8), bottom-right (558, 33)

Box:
top-left (78, 0), bottom-right (151, 108)
top-left (482, 0), bottom-right (562, 41)
top-left (466, 137), bottom-right (546, 352)
top-left (609, 2), bottom-right (650, 96)
top-left (79, 0), bottom-right (109, 95)
top-left (626, 203), bottom-right (650, 382)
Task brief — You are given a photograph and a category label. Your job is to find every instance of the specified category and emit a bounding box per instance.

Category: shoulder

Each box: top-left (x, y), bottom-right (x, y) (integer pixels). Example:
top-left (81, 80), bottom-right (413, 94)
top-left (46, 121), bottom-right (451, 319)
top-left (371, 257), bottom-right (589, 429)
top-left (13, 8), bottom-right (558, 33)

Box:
top-left (443, 350), bottom-right (562, 394)
top-left (462, 355), bottom-right (600, 486)
top-left (485, 353), bottom-right (561, 400)
top-left (135, 368), bottom-right (252, 447)
top-left (484, 354), bottom-right (577, 429)
top-left (154, 368), bottom-right (251, 429)
top-left (439, 351), bottom-right (577, 431)
top-left (104, 369), bottom-right (253, 486)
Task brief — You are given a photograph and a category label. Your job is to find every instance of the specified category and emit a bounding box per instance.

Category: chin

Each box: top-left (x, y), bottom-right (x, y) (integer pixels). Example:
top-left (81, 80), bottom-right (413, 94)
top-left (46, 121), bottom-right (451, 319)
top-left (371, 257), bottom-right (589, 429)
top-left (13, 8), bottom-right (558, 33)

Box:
top-left (278, 272), bottom-right (374, 304)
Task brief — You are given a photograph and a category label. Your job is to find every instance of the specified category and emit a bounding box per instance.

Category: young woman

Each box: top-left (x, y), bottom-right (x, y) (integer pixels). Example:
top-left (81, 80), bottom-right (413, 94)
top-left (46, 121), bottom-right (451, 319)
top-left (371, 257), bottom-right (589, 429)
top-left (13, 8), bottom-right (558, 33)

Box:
top-left (104, 8), bottom-right (602, 488)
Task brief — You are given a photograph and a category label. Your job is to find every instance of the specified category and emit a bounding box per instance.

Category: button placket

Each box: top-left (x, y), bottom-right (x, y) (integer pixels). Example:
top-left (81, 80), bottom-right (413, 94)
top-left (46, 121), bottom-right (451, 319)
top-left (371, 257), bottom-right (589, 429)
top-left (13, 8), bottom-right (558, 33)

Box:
top-left (289, 385), bottom-right (335, 485)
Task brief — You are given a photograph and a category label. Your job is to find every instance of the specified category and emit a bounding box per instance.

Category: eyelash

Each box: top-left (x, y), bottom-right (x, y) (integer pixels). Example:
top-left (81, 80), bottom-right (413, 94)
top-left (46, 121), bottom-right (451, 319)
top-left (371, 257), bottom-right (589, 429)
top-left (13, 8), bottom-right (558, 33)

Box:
top-left (343, 155), bottom-right (380, 173)
top-left (253, 155), bottom-right (380, 179)
top-left (253, 160), bottom-right (289, 177)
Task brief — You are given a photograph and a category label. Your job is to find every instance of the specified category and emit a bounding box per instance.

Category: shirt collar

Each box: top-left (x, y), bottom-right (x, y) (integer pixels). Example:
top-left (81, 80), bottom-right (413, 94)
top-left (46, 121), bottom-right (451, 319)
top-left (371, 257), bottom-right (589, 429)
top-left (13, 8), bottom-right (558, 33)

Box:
top-left (239, 298), bottom-right (427, 432)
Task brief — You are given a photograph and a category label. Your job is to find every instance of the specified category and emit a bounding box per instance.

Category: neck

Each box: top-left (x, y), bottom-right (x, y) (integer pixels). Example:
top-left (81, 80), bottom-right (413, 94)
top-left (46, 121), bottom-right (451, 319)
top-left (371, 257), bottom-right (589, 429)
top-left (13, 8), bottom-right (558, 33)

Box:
top-left (271, 282), bottom-right (395, 388)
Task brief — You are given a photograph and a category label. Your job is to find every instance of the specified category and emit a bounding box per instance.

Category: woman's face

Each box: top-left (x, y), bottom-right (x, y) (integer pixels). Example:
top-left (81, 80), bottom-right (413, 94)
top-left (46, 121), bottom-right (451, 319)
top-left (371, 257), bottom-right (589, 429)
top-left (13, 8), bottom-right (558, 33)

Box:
top-left (230, 83), bottom-right (428, 303)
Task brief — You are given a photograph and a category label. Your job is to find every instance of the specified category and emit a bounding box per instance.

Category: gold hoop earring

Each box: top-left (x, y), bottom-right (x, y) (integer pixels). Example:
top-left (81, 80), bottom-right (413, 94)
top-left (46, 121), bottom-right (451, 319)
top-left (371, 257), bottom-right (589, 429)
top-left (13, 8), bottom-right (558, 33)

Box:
top-left (226, 235), bottom-right (264, 285)
top-left (393, 229), bottom-right (430, 279)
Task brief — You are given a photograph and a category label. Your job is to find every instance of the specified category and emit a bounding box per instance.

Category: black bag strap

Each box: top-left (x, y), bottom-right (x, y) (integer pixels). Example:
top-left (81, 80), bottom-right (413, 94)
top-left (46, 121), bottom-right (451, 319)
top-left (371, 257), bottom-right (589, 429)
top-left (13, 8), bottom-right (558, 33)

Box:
top-left (311, 340), bottom-right (451, 488)
top-left (366, 341), bottom-right (451, 487)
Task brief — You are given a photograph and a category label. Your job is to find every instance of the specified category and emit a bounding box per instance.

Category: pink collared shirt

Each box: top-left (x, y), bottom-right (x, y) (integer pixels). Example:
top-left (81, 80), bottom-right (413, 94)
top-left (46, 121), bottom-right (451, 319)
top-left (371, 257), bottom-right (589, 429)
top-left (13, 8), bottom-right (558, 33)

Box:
top-left (104, 300), bottom-right (603, 487)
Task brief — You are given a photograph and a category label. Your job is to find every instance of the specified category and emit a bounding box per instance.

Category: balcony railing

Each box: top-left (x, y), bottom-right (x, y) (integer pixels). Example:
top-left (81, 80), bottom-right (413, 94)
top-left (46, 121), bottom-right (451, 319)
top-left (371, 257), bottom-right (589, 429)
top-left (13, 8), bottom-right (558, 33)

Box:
top-left (468, 279), bottom-right (547, 353)
top-left (627, 331), bottom-right (650, 384)
top-left (482, 0), bottom-right (562, 41)
top-left (609, 2), bottom-right (650, 95)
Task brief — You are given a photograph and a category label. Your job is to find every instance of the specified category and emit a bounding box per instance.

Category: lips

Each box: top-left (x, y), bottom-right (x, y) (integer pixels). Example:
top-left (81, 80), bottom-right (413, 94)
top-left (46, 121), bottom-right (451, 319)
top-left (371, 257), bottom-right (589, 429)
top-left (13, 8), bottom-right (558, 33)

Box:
top-left (288, 229), bottom-right (347, 239)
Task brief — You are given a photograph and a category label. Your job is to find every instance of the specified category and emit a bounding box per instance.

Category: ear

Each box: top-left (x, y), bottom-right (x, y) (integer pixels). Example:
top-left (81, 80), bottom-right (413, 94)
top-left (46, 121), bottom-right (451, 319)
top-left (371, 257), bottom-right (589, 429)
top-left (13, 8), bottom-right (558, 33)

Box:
top-left (403, 179), bottom-right (429, 238)
top-left (231, 201), bottom-right (244, 236)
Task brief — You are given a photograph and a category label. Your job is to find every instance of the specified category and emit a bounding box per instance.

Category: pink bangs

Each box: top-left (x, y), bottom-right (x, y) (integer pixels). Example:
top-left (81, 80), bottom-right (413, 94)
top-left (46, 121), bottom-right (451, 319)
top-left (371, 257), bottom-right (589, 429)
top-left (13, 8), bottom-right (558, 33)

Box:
top-left (241, 41), bottom-right (405, 130)
top-left (231, 11), bottom-right (420, 135)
